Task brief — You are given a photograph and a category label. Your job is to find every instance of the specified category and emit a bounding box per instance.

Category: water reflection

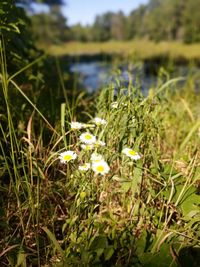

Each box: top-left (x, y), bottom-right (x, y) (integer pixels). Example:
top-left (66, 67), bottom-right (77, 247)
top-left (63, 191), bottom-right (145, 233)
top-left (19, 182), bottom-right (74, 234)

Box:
top-left (70, 61), bottom-right (157, 94)
top-left (70, 60), bottom-right (200, 94)
top-left (70, 62), bottom-right (111, 92)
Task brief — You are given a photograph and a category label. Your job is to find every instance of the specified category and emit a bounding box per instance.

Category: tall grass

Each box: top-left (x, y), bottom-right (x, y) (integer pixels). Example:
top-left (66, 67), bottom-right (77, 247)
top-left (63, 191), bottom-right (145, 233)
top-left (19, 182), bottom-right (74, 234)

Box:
top-left (0, 39), bottom-right (200, 266)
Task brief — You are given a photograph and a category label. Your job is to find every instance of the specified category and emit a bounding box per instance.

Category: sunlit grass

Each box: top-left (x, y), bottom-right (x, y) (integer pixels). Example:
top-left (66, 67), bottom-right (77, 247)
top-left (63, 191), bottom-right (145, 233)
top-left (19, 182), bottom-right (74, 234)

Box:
top-left (47, 40), bottom-right (200, 62)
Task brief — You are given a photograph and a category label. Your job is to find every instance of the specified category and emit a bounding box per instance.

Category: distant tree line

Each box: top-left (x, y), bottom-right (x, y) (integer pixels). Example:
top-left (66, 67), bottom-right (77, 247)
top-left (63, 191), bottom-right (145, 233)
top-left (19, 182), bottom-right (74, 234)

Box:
top-left (14, 0), bottom-right (200, 45)
top-left (2, 0), bottom-right (200, 48)
top-left (68, 0), bottom-right (200, 43)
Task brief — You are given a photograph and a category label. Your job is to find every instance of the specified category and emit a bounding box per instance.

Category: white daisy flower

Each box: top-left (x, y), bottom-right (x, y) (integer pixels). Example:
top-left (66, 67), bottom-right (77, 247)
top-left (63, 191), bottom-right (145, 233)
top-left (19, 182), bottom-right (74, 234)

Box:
top-left (70, 121), bottom-right (85, 130)
top-left (92, 160), bottom-right (110, 175)
top-left (79, 132), bottom-right (96, 144)
top-left (59, 150), bottom-right (77, 163)
top-left (122, 148), bottom-right (141, 160)
top-left (95, 140), bottom-right (106, 147)
top-left (90, 152), bottom-right (104, 162)
top-left (81, 144), bottom-right (94, 150)
top-left (94, 117), bottom-right (107, 125)
top-left (111, 101), bottom-right (118, 108)
top-left (78, 163), bottom-right (91, 171)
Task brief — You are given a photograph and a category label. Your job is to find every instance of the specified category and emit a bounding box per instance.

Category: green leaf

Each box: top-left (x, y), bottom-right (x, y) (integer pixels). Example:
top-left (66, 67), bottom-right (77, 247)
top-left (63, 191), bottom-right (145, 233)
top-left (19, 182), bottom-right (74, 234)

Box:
top-left (181, 192), bottom-right (200, 217)
top-left (8, 23), bottom-right (20, 33)
top-left (132, 162), bottom-right (143, 196)
top-left (42, 227), bottom-right (65, 258)
top-left (180, 120), bottom-right (200, 150)
top-left (140, 243), bottom-right (177, 267)
top-left (136, 230), bottom-right (152, 256)
top-left (104, 246), bottom-right (114, 261)
top-left (89, 235), bottom-right (108, 250)
top-left (121, 180), bottom-right (132, 192)
top-left (16, 248), bottom-right (26, 267)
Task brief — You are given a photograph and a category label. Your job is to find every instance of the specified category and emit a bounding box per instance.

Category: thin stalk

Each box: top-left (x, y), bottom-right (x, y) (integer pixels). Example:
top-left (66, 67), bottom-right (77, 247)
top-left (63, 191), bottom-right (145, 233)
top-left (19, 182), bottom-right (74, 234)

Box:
top-left (9, 78), bottom-right (59, 136)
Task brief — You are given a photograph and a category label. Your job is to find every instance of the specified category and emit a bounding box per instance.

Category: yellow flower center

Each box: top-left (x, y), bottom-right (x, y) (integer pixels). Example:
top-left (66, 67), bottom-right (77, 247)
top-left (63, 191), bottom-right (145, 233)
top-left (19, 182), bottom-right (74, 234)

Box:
top-left (83, 164), bottom-right (87, 168)
top-left (96, 165), bottom-right (105, 172)
top-left (63, 155), bottom-right (72, 161)
top-left (85, 134), bottom-right (92, 140)
top-left (129, 150), bottom-right (137, 156)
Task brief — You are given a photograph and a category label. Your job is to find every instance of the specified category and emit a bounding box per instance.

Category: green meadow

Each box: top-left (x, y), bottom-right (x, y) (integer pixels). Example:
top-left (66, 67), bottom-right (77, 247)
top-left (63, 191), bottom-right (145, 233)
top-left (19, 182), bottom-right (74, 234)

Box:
top-left (48, 40), bottom-right (200, 63)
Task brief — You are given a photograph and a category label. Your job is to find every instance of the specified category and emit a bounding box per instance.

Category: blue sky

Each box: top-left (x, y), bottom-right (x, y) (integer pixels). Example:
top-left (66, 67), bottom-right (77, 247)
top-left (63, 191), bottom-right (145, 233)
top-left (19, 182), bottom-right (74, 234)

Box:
top-left (63, 0), bottom-right (149, 25)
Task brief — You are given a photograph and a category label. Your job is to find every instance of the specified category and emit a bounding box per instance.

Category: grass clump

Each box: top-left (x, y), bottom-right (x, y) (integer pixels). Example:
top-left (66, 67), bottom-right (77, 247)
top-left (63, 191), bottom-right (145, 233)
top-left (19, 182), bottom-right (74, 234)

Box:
top-left (0, 44), bottom-right (200, 266)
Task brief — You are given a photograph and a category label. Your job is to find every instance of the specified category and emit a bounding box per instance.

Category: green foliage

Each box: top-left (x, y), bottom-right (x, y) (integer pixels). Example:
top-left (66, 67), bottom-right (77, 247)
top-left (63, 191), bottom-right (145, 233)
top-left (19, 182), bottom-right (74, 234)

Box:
top-left (92, 12), bottom-right (115, 42)
top-left (126, 5), bottom-right (147, 40)
top-left (71, 24), bottom-right (92, 42)
top-left (0, 0), bottom-right (38, 74)
top-left (30, 8), bottom-right (70, 45)
top-left (110, 11), bottom-right (126, 40)
top-left (12, 0), bottom-right (64, 48)
top-left (183, 0), bottom-right (200, 43)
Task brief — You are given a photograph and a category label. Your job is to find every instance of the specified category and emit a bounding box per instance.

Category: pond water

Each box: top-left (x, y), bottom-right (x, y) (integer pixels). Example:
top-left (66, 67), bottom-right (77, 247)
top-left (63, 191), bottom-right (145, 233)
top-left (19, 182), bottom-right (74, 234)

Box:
top-left (70, 60), bottom-right (199, 94)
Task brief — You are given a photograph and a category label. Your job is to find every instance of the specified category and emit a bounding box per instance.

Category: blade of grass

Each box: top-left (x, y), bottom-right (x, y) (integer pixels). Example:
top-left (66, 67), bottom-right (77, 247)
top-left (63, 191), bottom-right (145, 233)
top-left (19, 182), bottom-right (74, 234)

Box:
top-left (9, 78), bottom-right (59, 136)
top-left (180, 120), bottom-right (200, 150)
top-left (42, 227), bottom-right (65, 259)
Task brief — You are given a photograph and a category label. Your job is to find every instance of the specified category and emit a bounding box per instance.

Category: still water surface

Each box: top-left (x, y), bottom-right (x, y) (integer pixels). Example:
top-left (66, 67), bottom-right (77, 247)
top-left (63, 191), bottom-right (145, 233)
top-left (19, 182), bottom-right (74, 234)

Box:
top-left (70, 61), bottom-right (199, 94)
